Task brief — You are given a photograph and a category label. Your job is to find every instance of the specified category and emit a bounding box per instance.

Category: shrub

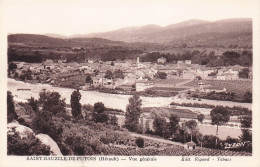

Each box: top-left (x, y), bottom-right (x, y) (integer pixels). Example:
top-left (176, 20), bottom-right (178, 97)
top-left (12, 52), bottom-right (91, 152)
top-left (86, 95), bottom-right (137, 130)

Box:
top-left (31, 111), bottom-right (63, 144)
top-left (135, 137), bottom-right (144, 148)
top-left (8, 131), bottom-right (51, 155)
top-left (38, 91), bottom-right (66, 115)
top-left (92, 102), bottom-right (108, 123)
top-left (202, 135), bottom-right (222, 149)
top-left (7, 91), bottom-right (18, 123)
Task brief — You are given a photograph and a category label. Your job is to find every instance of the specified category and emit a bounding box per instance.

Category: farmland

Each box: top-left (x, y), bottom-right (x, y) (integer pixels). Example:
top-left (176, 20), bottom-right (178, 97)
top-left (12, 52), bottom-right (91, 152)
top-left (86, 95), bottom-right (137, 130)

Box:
top-left (184, 79), bottom-right (252, 95)
top-left (102, 145), bottom-right (251, 156)
top-left (142, 107), bottom-right (198, 119)
top-left (153, 79), bottom-right (189, 85)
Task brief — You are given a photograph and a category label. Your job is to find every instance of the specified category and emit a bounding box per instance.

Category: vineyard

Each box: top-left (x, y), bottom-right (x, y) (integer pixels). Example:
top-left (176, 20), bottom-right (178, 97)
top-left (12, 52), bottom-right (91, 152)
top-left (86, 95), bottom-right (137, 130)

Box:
top-left (102, 145), bottom-right (252, 156)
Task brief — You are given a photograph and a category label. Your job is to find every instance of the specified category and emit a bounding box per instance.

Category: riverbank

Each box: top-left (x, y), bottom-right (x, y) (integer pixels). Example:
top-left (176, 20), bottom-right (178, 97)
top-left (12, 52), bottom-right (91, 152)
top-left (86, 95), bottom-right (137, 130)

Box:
top-left (8, 78), bottom-right (173, 111)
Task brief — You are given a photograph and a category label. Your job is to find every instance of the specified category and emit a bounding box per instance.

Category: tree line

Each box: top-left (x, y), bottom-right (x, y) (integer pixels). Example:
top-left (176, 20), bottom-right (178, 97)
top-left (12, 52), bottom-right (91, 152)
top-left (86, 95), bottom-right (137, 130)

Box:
top-left (141, 50), bottom-right (252, 67)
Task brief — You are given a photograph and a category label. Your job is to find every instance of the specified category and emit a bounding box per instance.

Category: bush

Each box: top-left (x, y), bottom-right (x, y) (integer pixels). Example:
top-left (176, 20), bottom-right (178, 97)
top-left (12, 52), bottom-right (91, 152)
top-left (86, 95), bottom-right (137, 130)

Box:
top-left (109, 115), bottom-right (118, 126)
top-left (38, 91), bottom-right (66, 115)
top-left (31, 111), bottom-right (63, 144)
top-left (135, 137), bottom-right (144, 148)
top-left (92, 102), bottom-right (108, 123)
top-left (8, 131), bottom-right (51, 155)
top-left (202, 135), bottom-right (222, 149)
top-left (7, 91), bottom-right (18, 123)
top-left (155, 72), bottom-right (167, 79)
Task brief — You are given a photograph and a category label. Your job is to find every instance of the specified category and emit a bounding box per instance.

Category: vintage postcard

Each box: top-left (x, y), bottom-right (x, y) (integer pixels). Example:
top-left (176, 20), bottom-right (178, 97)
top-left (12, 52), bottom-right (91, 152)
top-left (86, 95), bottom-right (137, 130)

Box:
top-left (0, 0), bottom-right (260, 166)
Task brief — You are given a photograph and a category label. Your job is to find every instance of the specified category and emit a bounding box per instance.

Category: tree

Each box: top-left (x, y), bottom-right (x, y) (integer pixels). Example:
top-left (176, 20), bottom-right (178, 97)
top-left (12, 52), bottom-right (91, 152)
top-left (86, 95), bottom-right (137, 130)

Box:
top-left (155, 71), bottom-right (167, 79)
top-left (183, 120), bottom-right (198, 142)
top-left (8, 63), bottom-right (17, 76)
top-left (197, 114), bottom-right (204, 124)
top-left (135, 137), bottom-right (144, 148)
top-left (7, 91), bottom-right (18, 123)
top-left (210, 106), bottom-right (230, 147)
top-left (153, 116), bottom-right (171, 138)
top-left (114, 69), bottom-right (124, 79)
top-left (28, 97), bottom-right (39, 112)
top-left (239, 68), bottom-right (250, 78)
top-left (8, 63), bottom-right (17, 71)
top-left (85, 75), bottom-right (93, 84)
top-left (8, 131), bottom-right (51, 155)
top-left (70, 90), bottom-right (82, 119)
top-left (38, 91), bottom-right (66, 115)
top-left (31, 110), bottom-right (63, 143)
top-left (125, 95), bottom-right (142, 132)
top-left (105, 70), bottom-right (113, 79)
top-left (239, 115), bottom-right (252, 142)
top-left (92, 102), bottom-right (108, 123)
top-left (109, 114), bottom-right (118, 126)
top-left (169, 114), bottom-right (180, 134)
top-left (243, 91), bottom-right (252, 103)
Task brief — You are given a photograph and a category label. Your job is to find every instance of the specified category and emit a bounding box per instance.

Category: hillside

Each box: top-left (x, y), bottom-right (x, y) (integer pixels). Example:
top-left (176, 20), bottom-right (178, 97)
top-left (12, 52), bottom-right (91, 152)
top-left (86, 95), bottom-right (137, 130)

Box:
top-left (8, 34), bottom-right (126, 48)
top-left (85, 18), bottom-right (252, 47)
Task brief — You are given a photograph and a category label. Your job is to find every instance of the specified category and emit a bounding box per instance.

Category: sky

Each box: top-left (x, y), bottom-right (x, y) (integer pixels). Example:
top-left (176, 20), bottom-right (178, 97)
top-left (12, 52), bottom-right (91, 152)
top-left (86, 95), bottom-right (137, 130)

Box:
top-left (0, 0), bottom-right (258, 36)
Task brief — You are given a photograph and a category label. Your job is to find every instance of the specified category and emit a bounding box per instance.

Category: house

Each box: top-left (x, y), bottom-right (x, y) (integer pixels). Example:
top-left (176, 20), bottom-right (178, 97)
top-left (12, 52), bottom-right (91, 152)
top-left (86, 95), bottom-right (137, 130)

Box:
top-left (103, 78), bottom-right (117, 89)
top-left (216, 71), bottom-right (238, 80)
top-left (92, 76), bottom-right (103, 87)
top-left (57, 59), bottom-right (67, 63)
top-left (88, 60), bottom-right (94, 64)
top-left (185, 60), bottom-right (192, 64)
top-left (157, 57), bottom-right (166, 64)
top-left (177, 60), bottom-right (184, 64)
top-left (184, 141), bottom-right (196, 150)
top-left (216, 75), bottom-right (226, 80)
top-left (135, 80), bottom-right (153, 92)
top-left (198, 82), bottom-right (206, 88)
top-left (43, 59), bottom-right (54, 70)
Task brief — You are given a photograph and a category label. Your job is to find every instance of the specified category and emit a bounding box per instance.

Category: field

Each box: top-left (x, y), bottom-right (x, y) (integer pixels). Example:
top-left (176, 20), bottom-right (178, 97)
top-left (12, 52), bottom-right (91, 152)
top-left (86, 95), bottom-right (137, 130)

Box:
top-left (184, 79), bottom-right (252, 95)
top-left (102, 145), bottom-right (251, 156)
top-left (142, 107), bottom-right (197, 119)
top-left (153, 79), bottom-right (189, 85)
top-left (149, 87), bottom-right (188, 92)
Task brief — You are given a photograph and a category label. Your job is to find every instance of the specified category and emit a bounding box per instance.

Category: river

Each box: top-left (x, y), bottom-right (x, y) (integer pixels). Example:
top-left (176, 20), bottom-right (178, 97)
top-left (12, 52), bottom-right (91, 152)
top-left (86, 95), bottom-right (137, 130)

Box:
top-left (8, 78), bottom-right (245, 139)
top-left (8, 79), bottom-right (173, 111)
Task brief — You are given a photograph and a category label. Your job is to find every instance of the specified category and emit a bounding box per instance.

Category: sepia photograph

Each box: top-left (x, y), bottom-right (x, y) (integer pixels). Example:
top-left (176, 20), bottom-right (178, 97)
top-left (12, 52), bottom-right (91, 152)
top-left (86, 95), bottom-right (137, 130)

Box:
top-left (0, 0), bottom-right (260, 166)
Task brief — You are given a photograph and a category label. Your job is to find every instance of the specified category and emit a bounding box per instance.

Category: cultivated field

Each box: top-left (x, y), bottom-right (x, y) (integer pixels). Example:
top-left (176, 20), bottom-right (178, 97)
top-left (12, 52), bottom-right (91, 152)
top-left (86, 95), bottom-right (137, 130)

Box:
top-left (153, 79), bottom-right (189, 85)
top-left (184, 79), bottom-right (252, 95)
top-left (102, 145), bottom-right (251, 156)
top-left (142, 107), bottom-right (197, 119)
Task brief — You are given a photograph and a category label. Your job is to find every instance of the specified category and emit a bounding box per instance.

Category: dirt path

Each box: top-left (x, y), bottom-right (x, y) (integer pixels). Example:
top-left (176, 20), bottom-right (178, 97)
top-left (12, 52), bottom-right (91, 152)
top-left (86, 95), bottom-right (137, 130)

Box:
top-left (130, 133), bottom-right (184, 147)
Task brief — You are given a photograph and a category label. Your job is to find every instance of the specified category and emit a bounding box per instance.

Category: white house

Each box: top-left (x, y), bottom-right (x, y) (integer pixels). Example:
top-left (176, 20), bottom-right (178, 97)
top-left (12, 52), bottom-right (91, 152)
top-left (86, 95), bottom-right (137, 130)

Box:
top-left (185, 60), bottom-right (192, 64)
top-left (157, 57), bottom-right (167, 64)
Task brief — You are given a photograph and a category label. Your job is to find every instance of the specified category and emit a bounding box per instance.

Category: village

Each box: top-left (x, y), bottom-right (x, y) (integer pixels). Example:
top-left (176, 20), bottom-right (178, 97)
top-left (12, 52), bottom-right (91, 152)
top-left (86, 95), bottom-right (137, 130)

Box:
top-left (9, 55), bottom-right (252, 96)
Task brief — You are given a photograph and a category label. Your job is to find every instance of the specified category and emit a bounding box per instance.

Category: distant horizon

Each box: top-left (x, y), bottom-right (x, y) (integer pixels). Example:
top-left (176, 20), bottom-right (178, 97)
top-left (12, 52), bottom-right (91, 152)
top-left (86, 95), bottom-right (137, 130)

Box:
top-left (1, 0), bottom-right (255, 36)
top-left (8, 17), bottom-right (252, 38)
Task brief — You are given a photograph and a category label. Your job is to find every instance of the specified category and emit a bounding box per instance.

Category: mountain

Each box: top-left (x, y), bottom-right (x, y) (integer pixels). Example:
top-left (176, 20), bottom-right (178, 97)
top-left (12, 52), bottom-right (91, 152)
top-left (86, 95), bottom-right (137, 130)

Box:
top-left (8, 34), bottom-right (127, 47)
top-left (83, 18), bottom-right (252, 47)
